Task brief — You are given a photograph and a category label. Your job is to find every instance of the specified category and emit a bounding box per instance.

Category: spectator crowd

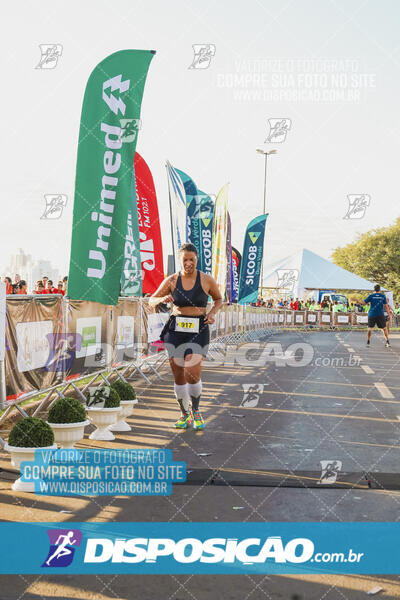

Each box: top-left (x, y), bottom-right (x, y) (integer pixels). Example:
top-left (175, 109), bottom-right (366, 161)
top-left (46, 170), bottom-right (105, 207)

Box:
top-left (2, 275), bottom-right (68, 296)
top-left (252, 296), bottom-right (400, 315)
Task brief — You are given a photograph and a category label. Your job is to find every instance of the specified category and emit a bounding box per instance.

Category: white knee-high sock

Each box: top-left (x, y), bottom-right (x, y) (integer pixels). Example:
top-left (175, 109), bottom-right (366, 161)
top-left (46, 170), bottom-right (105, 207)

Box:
top-left (174, 383), bottom-right (190, 414)
top-left (188, 380), bottom-right (202, 411)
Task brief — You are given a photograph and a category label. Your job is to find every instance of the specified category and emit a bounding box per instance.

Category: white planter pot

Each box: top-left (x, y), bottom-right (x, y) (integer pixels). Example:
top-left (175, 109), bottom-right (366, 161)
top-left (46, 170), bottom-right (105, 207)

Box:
top-left (86, 407), bottom-right (121, 441)
top-left (109, 399), bottom-right (138, 432)
top-left (4, 443), bottom-right (58, 492)
top-left (47, 420), bottom-right (90, 449)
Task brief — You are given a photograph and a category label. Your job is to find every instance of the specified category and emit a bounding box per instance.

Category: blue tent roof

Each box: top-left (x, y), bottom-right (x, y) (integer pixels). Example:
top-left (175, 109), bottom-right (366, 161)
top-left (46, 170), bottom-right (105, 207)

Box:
top-left (263, 248), bottom-right (380, 291)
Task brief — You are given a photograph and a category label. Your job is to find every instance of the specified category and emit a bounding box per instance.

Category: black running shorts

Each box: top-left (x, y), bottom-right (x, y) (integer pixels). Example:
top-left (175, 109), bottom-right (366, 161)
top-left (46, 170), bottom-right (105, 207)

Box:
top-left (368, 315), bottom-right (386, 329)
top-left (160, 315), bottom-right (210, 359)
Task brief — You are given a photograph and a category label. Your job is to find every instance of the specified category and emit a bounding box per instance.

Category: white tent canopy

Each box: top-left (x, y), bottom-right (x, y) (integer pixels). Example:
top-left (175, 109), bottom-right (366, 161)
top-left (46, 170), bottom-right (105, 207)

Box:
top-left (262, 248), bottom-right (382, 297)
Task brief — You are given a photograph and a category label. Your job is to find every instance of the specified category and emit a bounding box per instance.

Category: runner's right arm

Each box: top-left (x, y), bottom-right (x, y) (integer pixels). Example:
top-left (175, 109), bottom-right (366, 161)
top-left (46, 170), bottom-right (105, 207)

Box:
top-left (149, 275), bottom-right (175, 308)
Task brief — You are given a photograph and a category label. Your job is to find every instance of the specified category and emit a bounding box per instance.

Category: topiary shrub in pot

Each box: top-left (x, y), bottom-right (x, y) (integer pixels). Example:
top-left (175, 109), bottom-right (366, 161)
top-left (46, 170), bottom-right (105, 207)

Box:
top-left (110, 380), bottom-right (136, 401)
top-left (85, 386), bottom-right (121, 441)
top-left (109, 380), bottom-right (138, 433)
top-left (5, 417), bottom-right (57, 492)
top-left (47, 397), bottom-right (90, 449)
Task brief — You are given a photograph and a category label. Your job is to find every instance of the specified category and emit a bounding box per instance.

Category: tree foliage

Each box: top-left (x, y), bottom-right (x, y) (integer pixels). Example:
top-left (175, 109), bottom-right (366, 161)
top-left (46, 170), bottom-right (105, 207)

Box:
top-left (331, 218), bottom-right (400, 300)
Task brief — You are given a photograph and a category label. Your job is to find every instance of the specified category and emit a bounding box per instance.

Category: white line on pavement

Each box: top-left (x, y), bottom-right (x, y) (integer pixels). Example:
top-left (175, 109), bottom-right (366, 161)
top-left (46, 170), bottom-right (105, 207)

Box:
top-left (347, 348), bottom-right (355, 352)
top-left (374, 382), bottom-right (394, 399)
top-left (361, 365), bottom-right (374, 374)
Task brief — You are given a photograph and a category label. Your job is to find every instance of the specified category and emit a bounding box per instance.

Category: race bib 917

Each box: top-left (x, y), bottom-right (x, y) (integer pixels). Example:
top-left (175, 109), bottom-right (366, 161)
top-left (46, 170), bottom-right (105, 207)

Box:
top-left (175, 317), bottom-right (200, 333)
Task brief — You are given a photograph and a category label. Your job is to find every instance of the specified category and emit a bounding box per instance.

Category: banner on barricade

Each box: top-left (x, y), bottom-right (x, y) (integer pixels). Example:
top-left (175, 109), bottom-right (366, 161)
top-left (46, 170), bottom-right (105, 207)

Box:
top-left (134, 152), bottom-right (164, 295)
top-left (111, 299), bottom-right (140, 366)
top-left (68, 49), bottom-right (155, 305)
top-left (66, 300), bottom-right (108, 378)
top-left (5, 296), bottom-right (64, 402)
top-left (238, 214), bottom-right (268, 305)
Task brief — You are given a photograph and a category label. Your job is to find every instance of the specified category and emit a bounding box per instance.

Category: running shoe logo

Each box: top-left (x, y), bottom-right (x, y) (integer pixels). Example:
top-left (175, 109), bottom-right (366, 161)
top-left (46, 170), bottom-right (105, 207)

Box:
top-left (42, 529), bottom-right (82, 567)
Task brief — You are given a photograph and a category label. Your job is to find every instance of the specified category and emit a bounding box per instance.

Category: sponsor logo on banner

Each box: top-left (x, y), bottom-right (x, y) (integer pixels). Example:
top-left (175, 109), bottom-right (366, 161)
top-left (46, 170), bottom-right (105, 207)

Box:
top-left (75, 317), bottom-right (102, 359)
top-left (117, 316), bottom-right (135, 347)
top-left (199, 193), bottom-right (214, 275)
top-left (121, 210), bottom-right (142, 296)
top-left (188, 44), bottom-right (216, 69)
top-left (42, 529), bottom-right (82, 567)
top-left (16, 320), bottom-right (53, 372)
top-left (343, 194), bottom-right (370, 219)
top-left (135, 153), bottom-right (164, 294)
top-left (265, 118), bottom-right (291, 143)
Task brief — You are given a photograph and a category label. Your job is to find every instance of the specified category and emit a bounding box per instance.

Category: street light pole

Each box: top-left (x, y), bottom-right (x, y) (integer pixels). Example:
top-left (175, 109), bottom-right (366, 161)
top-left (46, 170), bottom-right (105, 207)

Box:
top-left (256, 148), bottom-right (276, 300)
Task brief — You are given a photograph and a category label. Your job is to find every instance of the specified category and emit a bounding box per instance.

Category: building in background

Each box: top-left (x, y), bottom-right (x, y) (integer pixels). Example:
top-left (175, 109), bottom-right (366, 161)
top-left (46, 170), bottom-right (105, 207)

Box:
top-left (3, 249), bottom-right (61, 292)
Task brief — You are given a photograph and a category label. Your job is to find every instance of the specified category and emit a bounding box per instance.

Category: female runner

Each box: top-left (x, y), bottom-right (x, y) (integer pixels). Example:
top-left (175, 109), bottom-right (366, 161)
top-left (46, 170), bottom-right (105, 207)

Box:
top-left (149, 243), bottom-right (222, 429)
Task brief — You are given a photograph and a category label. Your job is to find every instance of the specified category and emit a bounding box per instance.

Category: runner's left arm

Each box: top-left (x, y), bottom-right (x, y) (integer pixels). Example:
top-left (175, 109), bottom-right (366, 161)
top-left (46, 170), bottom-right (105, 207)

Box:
top-left (204, 275), bottom-right (223, 324)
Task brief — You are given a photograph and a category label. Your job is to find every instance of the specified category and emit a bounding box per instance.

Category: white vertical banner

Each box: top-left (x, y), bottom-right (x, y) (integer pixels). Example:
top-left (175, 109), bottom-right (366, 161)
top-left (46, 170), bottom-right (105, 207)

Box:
top-left (166, 161), bottom-right (187, 270)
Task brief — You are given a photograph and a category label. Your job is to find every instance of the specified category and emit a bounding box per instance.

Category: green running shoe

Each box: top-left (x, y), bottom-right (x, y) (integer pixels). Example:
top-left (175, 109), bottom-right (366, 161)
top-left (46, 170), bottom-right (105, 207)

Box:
top-left (193, 410), bottom-right (205, 430)
top-left (174, 411), bottom-right (193, 429)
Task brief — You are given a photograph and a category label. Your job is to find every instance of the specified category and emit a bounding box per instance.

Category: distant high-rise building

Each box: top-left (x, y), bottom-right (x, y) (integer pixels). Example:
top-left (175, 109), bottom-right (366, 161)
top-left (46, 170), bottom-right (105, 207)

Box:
top-left (3, 249), bottom-right (61, 292)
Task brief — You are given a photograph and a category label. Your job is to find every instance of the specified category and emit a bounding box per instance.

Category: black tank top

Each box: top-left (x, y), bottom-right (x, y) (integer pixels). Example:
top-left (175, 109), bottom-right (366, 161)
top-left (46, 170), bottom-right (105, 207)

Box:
top-left (172, 270), bottom-right (208, 308)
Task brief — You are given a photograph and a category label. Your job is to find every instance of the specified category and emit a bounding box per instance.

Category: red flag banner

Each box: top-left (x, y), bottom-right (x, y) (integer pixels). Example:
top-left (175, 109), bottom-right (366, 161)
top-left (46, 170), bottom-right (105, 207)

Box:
top-left (134, 152), bottom-right (164, 295)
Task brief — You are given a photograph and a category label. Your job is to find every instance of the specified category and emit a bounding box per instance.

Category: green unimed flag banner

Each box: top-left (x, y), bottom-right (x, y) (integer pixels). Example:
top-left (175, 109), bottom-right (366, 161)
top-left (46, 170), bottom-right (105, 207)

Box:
top-left (211, 184), bottom-right (229, 299)
top-left (68, 49), bottom-right (155, 305)
top-left (238, 214), bottom-right (268, 305)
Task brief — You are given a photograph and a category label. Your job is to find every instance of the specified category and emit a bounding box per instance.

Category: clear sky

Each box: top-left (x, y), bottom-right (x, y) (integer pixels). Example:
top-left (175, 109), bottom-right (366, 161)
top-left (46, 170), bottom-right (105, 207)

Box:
top-left (2, 0), bottom-right (399, 277)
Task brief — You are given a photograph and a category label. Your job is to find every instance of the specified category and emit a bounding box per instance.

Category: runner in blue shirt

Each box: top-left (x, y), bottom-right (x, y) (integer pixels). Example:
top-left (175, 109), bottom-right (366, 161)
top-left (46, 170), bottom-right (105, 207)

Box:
top-left (363, 284), bottom-right (392, 348)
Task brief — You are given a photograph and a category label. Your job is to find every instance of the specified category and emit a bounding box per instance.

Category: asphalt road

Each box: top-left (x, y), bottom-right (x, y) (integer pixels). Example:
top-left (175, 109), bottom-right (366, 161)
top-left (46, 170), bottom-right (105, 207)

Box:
top-left (1, 329), bottom-right (399, 599)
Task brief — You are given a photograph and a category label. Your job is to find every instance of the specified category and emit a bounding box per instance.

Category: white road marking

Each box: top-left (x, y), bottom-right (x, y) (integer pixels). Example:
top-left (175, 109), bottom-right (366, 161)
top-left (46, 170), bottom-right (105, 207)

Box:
top-left (374, 382), bottom-right (394, 399)
top-left (347, 348), bottom-right (355, 353)
top-left (361, 365), bottom-right (374, 374)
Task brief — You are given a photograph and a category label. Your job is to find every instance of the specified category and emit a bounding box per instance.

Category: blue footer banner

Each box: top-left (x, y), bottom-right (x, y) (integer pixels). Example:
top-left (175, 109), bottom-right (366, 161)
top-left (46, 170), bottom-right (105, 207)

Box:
top-left (0, 522), bottom-right (398, 574)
